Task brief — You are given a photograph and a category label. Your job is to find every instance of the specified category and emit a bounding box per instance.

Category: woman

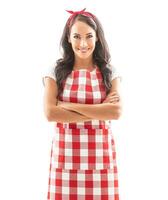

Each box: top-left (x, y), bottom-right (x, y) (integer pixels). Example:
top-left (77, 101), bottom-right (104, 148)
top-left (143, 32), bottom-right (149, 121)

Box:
top-left (42, 8), bottom-right (122, 200)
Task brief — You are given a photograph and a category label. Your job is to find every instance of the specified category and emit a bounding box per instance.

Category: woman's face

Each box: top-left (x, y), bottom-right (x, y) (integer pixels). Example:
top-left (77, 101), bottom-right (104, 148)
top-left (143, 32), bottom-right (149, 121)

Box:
top-left (68, 20), bottom-right (98, 60)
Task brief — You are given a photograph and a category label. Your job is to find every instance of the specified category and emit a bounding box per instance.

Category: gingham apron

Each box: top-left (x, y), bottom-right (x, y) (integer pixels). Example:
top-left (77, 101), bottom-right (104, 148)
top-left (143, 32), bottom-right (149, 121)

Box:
top-left (47, 66), bottom-right (119, 200)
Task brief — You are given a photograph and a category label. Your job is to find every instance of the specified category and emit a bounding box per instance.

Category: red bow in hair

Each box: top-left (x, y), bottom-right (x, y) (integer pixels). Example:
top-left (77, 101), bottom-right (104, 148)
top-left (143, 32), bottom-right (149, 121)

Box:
top-left (65, 8), bottom-right (95, 26)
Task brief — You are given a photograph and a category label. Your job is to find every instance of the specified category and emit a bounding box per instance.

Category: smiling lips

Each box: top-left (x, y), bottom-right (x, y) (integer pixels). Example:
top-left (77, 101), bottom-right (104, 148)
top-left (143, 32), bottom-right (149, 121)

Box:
top-left (78, 48), bottom-right (89, 53)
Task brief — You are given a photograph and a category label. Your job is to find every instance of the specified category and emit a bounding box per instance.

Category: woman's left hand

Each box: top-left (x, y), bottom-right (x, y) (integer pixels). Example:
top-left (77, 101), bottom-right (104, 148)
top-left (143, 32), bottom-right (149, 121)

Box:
top-left (103, 91), bottom-right (120, 104)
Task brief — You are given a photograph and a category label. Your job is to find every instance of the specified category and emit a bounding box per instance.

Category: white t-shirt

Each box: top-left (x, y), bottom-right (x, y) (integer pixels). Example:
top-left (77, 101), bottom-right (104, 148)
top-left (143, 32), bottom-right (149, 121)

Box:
top-left (42, 64), bottom-right (56, 86)
top-left (42, 64), bottom-right (122, 87)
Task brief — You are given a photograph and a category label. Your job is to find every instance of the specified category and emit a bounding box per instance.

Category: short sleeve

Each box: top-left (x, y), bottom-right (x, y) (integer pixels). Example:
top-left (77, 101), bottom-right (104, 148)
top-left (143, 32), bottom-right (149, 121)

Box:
top-left (111, 65), bottom-right (122, 82)
top-left (42, 64), bottom-right (56, 87)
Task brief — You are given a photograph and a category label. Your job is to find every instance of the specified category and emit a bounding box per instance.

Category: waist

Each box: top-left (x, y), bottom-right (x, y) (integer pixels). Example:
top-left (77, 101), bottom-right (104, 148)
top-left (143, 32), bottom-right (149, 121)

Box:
top-left (56, 120), bottom-right (111, 130)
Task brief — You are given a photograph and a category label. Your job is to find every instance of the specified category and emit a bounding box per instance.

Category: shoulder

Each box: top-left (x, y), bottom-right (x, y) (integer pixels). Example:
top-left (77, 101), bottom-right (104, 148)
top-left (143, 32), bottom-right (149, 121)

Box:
top-left (106, 63), bottom-right (122, 82)
top-left (42, 62), bottom-right (57, 87)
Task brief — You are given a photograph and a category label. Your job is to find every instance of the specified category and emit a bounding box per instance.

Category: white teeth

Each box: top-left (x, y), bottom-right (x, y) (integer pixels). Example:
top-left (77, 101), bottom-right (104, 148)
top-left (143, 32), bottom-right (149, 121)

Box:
top-left (77, 48), bottom-right (89, 53)
top-left (79, 49), bottom-right (88, 53)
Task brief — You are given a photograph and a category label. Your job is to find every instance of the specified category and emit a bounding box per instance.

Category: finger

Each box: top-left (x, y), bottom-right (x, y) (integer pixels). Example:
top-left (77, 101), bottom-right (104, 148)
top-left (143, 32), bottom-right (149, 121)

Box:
top-left (110, 99), bottom-right (119, 102)
top-left (107, 96), bottom-right (120, 102)
top-left (109, 91), bottom-right (118, 95)
top-left (107, 92), bottom-right (117, 97)
top-left (104, 98), bottom-right (119, 103)
top-left (103, 94), bottom-right (120, 103)
top-left (109, 96), bottom-right (120, 101)
top-left (110, 96), bottom-right (120, 101)
top-left (109, 93), bottom-right (120, 98)
top-left (107, 94), bottom-right (119, 98)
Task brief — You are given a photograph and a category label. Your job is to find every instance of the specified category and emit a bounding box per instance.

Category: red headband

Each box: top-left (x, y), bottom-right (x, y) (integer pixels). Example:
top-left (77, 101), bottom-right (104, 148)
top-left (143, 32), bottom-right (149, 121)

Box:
top-left (65, 8), bottom-right (95, 26)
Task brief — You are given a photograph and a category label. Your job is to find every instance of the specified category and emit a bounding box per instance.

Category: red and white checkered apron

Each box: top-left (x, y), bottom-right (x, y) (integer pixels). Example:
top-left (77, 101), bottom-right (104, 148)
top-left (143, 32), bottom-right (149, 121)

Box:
top-left (47, 66), bottom-right (119, 200)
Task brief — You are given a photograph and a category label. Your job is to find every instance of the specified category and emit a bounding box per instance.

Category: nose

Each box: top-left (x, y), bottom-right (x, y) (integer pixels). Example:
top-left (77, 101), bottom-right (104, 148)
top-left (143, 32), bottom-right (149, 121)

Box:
top-left (79, 39), bottom-right (87, 48)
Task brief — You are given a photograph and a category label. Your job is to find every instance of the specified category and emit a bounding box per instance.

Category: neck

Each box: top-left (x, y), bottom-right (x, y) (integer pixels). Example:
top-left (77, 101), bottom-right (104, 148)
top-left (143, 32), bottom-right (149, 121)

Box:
top-left (74, 57), bottom-right (94, 68)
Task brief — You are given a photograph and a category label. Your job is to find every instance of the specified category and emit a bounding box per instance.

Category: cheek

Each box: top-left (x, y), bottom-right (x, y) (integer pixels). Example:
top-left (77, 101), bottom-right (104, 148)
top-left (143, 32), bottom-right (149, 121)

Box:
top-left (71, 42), bottom-right (78, 50)
top-left (71, 41), bottom-right (79, 48)
top-left (89, 38), bottom-right (97, 45)
top-left (89, 40), bottom-right (96, 49)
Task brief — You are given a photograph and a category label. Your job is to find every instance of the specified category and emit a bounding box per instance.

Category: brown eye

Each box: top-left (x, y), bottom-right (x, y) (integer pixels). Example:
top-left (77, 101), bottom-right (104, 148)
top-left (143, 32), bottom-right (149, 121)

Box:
top-left (87, 35), bottom-right (93, 38)
top-left (74, 35), bottom-right (80, 39)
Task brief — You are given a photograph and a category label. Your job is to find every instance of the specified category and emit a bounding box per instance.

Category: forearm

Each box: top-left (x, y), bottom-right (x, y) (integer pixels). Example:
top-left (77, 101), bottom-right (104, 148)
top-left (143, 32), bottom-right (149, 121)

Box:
top-left (59, 102), bottom-right (121, 120)
top-left (46, 105), bottom-right (93, 123)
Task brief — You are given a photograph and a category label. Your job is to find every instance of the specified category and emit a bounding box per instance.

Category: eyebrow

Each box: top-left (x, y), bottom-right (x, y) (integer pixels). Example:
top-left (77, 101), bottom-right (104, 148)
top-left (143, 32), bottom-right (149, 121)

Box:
top-left (73, 32), bottom-right (93, 35)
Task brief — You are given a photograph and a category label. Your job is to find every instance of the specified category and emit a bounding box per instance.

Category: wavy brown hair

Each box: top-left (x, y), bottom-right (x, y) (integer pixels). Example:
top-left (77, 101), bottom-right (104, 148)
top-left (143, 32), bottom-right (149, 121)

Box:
top-left (54, 13), bottom-right (113, 97)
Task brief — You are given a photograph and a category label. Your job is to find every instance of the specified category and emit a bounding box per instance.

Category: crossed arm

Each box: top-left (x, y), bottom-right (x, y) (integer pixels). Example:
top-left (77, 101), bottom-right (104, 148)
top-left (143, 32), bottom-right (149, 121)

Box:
top-left (47, 78), bottom-right (122, 123)
top-left (47, 92), bottom-right (121, 123)
top-left (46, 105), bottom-right (92, 123)
top-left (57, 97), bottom-right (121, 121)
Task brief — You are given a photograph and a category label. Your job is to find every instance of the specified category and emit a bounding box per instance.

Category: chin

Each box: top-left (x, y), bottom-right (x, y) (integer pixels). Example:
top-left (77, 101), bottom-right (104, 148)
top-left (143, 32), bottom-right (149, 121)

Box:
top-left (76, 52), bottom-right (94, 60)
top-left (78, 55), bottom-right (91, 59)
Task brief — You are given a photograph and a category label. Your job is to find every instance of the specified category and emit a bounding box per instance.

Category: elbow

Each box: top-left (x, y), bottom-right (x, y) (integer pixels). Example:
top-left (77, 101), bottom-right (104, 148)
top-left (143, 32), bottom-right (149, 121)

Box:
top-left (113, 105), bottom-right (122, 120)
top-left (44, 105), bottom-right (64, 123)
top-left (113, 109), bottom-right (122, 120)
top-left (46, 114), bottom-right (52, 122)
top-left (44, 106), bottom-right (53, 122)
top-left (46, 112), bottom-right (53, 122)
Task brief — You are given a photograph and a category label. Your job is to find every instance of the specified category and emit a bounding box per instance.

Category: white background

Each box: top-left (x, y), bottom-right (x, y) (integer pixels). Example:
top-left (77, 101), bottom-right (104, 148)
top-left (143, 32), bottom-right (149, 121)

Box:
top-left (0, 0), bottom-right (168, 199)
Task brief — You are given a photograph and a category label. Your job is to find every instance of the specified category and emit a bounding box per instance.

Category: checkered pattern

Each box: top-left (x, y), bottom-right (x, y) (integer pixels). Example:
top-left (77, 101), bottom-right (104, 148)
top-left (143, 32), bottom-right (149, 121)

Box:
top-left (48, 168), bottom-right (119, 200)
top-left (47, 67), bottom-right (119, 199)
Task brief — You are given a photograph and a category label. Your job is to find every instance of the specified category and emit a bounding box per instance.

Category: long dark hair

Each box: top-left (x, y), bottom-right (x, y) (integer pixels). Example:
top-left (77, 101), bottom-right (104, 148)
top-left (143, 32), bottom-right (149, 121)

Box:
top-left (54, 13), bottom-right (113, 97)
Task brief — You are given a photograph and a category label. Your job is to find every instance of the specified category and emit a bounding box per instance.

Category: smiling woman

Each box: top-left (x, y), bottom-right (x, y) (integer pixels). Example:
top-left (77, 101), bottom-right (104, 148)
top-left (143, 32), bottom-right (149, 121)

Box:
top-left (42, 8), bottom-right (122, 200)
top-left (68, 21), bottom-right (98, 64)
